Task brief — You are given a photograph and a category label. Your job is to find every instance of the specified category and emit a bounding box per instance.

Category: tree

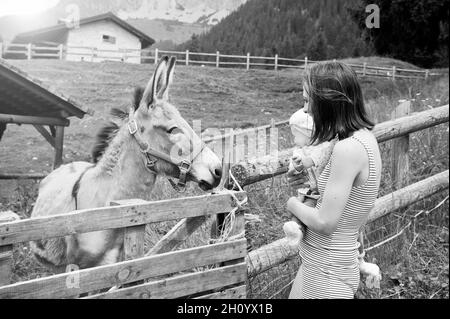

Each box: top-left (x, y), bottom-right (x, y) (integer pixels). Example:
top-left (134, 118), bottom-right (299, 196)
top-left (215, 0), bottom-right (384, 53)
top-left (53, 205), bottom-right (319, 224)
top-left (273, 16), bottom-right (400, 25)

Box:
top-left (307, 29), bottom-right (328, 60)
top-left (350, 0), bottom-right (449, 68)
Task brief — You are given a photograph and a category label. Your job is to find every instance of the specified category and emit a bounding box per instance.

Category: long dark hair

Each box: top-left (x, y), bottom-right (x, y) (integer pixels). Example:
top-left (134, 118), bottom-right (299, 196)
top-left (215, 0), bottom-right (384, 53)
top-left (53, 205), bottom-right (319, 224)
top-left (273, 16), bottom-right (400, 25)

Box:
top-left (303, 61), bottom-right (374, 144)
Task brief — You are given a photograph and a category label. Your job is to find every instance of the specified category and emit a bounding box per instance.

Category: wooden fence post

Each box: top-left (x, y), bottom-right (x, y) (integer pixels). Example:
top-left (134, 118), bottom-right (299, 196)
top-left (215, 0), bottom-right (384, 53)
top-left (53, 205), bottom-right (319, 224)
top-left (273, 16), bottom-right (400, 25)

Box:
top-left (274, 54), bottom-right (278, 71)
top-left (186, 50), bottom-right (189, 66)
top-left (27, 43), bottom-right (32, 60)
top-left (425, 70), bottom-right (429, 80)
top-left (392, 66), bottom-right (396, 81)
top-left (214, 129), bottom-right (234, 237)
top-left (0, 42), bottom-right (3, 58)
top-left (58, 44), bottom-right (64, 60)
top-left (53, 126), bottom-right (64, 169)
top-left (257, 127), bottom-right (266, 157)
top-left (0, 243), bottom-right (12, 287)
top-left (246, 53), bottom-right (250, 70)
top-left (235, 133), bottom-right (245, 163)
top-left (270, 118), bottom-right (278, 157)
top-left (216, 51), bottom-right (220, 68)
top-left (363, 62), bottom-right (367, 77)
top-left (0, 212), bottom-right (19, 286)
top-left (111, 199), bottom-right (146, 261)
top-left (391, 101), bottom-right (411, 190)
top-left (154, 48), bottom-right (159, 65)
top-left (91, 47), bottom-right (96, 62)
top-left (247, 129), bottom-right (257, 160)
top-left (304, 56), bottom-right (308, 69)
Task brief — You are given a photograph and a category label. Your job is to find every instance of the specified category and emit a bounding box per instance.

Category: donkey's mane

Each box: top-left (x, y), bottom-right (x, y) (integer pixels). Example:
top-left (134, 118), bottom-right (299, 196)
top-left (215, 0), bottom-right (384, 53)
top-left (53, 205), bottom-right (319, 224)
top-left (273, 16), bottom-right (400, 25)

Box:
top-left (91, 87), bottom-right (145, 163)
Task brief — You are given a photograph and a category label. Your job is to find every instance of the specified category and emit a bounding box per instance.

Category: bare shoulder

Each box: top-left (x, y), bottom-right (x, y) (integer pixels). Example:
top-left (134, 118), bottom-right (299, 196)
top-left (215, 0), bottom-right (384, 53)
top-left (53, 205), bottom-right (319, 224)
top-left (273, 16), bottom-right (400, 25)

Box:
top-left (332, 137), bottom-right (367, 166)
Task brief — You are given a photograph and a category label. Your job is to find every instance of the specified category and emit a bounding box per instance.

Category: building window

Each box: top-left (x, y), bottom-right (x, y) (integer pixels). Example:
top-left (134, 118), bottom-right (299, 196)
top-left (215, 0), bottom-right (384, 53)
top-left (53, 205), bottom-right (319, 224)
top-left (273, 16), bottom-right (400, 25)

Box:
top-left (102, 34), bottom-right (116, 44)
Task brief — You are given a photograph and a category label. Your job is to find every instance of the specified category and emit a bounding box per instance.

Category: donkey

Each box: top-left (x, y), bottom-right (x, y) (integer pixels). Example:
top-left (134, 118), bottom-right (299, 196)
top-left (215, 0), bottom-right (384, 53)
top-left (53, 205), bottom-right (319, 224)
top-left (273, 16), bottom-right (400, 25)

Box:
top-left (30, 56), bottom-right (223, 272)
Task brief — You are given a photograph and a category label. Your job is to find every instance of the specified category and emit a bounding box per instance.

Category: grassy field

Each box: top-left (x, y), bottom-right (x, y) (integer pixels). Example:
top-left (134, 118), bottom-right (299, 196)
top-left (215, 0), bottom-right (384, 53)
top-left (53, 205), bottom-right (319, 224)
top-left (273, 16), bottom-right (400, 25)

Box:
top-left (0, 57), bottom-right (448, 298)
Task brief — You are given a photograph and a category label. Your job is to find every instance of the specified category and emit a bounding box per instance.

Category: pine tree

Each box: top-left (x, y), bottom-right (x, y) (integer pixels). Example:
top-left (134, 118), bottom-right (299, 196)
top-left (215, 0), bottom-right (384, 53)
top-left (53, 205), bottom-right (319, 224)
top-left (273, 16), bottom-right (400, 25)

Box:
top-left (307, 29), bottom-right (327, 60)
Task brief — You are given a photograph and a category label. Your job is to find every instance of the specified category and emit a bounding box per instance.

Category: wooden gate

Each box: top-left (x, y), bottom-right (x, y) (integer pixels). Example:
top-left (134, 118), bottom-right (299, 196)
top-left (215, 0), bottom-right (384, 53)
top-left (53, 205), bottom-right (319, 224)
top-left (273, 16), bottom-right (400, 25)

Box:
top-left (0, 191), bottom-right (246, 299)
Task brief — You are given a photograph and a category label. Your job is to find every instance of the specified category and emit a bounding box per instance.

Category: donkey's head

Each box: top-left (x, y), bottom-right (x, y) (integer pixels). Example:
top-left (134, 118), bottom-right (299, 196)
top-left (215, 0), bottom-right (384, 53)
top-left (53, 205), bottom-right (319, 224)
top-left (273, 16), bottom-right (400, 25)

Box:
top-left (127, 56), bottom-right (222, 190)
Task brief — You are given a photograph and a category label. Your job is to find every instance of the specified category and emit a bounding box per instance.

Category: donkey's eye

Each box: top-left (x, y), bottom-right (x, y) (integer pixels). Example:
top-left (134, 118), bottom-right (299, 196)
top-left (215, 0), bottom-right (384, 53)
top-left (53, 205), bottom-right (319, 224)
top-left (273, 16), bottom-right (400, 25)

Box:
top-left (167, 127), bottom-right (178, 134)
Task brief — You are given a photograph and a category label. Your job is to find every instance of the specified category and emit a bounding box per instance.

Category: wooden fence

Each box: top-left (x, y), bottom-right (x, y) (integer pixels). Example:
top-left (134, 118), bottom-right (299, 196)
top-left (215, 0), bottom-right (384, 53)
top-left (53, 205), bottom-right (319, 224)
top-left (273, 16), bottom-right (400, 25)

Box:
top-left (0, 191), bottom-right (247, 299)
top-left (0, 42), bottom-right (438, 80)
top-left (233, 104), bottom-right (449, 282)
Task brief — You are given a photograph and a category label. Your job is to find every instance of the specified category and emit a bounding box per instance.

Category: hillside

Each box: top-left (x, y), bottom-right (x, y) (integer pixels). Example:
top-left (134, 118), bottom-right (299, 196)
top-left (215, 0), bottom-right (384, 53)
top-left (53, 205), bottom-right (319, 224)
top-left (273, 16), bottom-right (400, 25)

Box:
top-left (0, 57), bottom-right (447, 177)
top-left (180, 0), bottom-right (374, 59)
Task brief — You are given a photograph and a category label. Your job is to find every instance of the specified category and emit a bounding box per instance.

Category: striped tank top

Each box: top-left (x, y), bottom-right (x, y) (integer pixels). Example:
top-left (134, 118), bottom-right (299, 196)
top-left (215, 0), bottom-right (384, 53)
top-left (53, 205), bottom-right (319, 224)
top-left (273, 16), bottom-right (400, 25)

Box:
top-left (296, 130), bottom-right (380, 298)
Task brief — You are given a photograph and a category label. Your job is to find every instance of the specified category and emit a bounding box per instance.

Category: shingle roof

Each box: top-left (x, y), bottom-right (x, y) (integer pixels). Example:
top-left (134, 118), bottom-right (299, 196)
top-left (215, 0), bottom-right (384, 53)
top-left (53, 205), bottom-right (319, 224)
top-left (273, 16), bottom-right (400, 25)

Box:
top-left (14, 12), bottom-right (155, 48)
top-left (0, 58), bottom-right (92, 119)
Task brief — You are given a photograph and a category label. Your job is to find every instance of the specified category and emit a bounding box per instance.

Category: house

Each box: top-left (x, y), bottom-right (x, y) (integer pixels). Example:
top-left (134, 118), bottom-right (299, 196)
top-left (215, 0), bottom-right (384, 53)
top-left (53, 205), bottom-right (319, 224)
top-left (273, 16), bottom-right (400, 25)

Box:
top-left (11, 13), bottom-right (154, 64)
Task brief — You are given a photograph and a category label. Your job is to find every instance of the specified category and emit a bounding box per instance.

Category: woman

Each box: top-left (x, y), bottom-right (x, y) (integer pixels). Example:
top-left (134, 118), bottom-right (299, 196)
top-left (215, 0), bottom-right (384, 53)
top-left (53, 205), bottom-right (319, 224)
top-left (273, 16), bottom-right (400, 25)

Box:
top-left (287, 61), bottom-right (382, 299)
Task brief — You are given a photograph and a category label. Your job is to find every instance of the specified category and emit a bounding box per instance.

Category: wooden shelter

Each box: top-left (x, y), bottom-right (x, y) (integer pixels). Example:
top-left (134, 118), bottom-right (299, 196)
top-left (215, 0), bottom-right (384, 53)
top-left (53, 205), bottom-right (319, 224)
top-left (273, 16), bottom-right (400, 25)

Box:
top-left (0, 58), bottom-right (91, 176)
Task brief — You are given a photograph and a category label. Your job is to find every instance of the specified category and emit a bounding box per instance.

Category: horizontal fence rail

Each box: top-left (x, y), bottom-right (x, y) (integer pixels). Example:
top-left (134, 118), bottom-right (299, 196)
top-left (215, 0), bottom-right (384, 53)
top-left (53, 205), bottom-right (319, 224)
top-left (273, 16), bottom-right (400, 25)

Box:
top-left (87, 262), bottom-right (247, 299)
top-left (0, 192), bottom-right (246, 246)
top-left (0, 239), bottom-right (246, 299)
top-left (0, 42), bottom-right (440, 80)
top-left (230, 105), bottom-right (449, 186)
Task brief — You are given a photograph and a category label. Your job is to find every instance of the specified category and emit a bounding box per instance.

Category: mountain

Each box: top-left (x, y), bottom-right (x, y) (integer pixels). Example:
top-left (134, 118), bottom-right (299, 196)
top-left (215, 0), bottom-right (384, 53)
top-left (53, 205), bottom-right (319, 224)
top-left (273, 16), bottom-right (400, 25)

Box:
top-left (117, 0), bottom-right (247, 25)
top-left (180, 0), bottom-right (374, 59)
top-left (0, 0), bottom-right (247, 44)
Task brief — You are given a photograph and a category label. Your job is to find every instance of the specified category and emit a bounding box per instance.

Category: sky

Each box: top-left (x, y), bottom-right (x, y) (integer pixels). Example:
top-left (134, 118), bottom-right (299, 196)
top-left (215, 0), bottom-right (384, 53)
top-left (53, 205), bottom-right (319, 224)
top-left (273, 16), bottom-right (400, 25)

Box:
top-left (0, 0), bottom-right (59, 17)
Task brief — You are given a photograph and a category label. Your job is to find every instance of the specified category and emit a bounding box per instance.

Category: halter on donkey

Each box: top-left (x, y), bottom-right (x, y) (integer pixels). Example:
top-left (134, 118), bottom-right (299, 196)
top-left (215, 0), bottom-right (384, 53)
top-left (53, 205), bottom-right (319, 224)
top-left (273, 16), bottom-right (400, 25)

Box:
top-left (30, 56), bottom-right (223, 271)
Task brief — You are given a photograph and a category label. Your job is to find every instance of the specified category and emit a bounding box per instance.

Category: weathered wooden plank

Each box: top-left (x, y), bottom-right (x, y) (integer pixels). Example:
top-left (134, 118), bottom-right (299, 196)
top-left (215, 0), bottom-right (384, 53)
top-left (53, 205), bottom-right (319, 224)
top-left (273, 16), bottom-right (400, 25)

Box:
top-left (0, 240), bottom-right (246, 299)
top-left (33, 125), bottom-right (56, 148)
top-left (232, 105), bottom-right (449, 186)
top-left (231, 148), bottom-right (292, 186)
top-left (391, 101), bottom-right (411, 190)
top-left (247, 237), bottom-right (297, 278)
top-left (223, 209), bottom-right (246, 267)
top-left (0, 113), bottom-right (69, 127)
top-left (0, 212), bottom-right (19, 286)
top-left (0, 245), bottom-right (12, 286)
top-left (124, 226), bottom-right (145, 260)
top-left (374, 104), bottom-right (448, 143)
top-left (269, 120), bottom-right (279, 157)
top-left (195, 285), bottom-right (246, 299)
top-left (247, 129), bottom-right (257, 160)
top-left (247, 170), bottom-right (449, 277)
top-left (111, 199), bottom-right (146, 261)
top-left (87, 262), bottom-right (247, 299)
top-left (257, 128), bottom-right (266, 157)
top-left (53, 126), bottom-right (64, 169)
top-left (368, 170), bottom-right (449, 222)
top-left (0, 192), bottom-right (246, 246)
top-left (146, 216), bottom-right (206, 256)
top-left (0, 173), bottom-right (46, 180)
top-left (235, 134), bottom-right (245, 163)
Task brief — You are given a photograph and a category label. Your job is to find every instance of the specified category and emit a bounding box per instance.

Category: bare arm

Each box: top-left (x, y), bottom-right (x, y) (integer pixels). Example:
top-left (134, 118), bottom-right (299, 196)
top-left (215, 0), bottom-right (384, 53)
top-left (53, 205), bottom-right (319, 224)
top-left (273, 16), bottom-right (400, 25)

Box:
top-left (286, 139), bottom-right (366, 235)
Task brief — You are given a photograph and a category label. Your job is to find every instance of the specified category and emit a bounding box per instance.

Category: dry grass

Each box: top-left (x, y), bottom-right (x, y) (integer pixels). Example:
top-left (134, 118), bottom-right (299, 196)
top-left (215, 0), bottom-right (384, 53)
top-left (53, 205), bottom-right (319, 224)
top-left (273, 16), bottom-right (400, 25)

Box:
top-left (0, 58), bottom-right (448, 298)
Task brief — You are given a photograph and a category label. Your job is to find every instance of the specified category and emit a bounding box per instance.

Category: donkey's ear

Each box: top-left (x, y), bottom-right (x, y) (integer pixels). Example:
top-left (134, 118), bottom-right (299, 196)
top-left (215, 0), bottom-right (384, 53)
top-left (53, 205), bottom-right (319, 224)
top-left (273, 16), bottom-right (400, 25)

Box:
top-left (139, 56), bottom-right (169, 109)
top-left (157, 56), bottom-right (177, 101)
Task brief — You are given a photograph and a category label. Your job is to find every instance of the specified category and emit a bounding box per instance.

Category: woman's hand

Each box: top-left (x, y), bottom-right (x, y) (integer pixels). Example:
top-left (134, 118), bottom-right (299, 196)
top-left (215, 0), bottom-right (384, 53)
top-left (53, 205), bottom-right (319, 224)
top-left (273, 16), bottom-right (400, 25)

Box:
top-left (287, 196), bottom-right (301, 213)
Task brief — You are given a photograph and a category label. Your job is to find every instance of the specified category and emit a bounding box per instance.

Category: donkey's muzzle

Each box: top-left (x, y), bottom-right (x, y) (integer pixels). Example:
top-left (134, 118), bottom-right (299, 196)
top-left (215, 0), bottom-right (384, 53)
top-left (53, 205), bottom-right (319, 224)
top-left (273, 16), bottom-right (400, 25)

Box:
top-left (198, 180), bottom-right (215, 191)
